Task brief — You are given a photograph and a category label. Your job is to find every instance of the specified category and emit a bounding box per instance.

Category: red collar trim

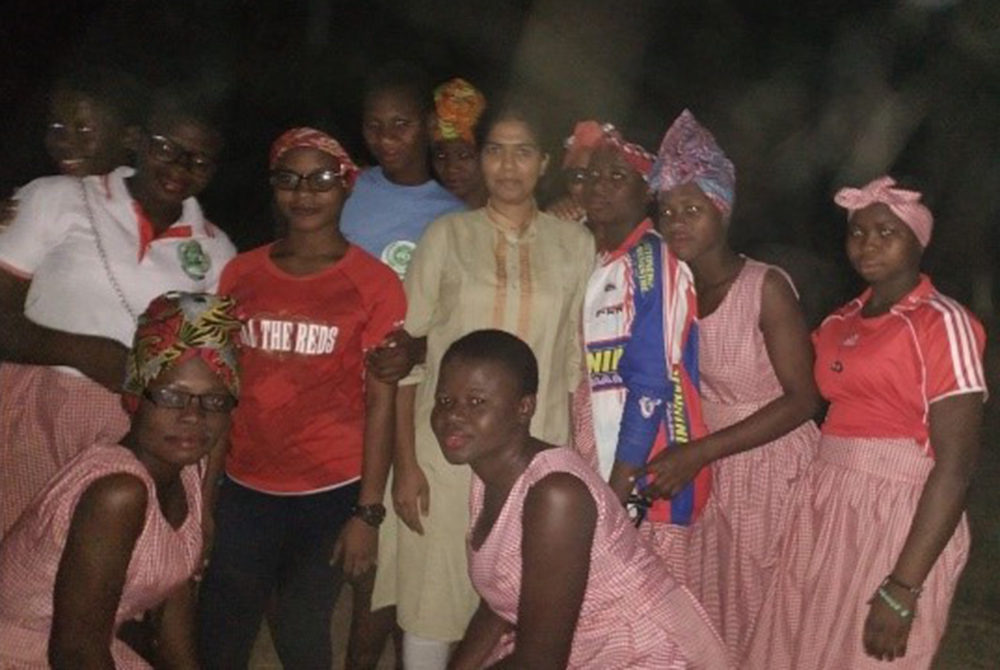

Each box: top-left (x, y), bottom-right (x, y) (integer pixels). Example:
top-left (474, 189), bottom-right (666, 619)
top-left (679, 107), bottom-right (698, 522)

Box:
top-left (134, 202), bottom-right (193, 261)
top-left (601, 218), bottom-right (653, 263)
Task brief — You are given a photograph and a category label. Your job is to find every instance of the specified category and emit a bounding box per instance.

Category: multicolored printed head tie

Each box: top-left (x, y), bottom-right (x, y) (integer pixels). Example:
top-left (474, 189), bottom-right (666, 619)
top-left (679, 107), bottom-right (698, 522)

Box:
top-left (433, 78), bottom-right (487, 145)
top-left (269, 127), bottom-right (360, 189)
top-left (834, 176), bottom-right (934, 248)
top-left (122, 291), bottom-right (243, 414)
top-left (651, 109), bottom-right (736, 218)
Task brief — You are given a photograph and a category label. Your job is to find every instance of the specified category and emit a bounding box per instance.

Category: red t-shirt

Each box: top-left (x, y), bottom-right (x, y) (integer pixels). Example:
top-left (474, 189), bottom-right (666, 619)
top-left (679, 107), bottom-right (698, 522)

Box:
top-left (219, 244), bottom-right (405, 493)
top-left (813, 275), bottom-right (986, 455)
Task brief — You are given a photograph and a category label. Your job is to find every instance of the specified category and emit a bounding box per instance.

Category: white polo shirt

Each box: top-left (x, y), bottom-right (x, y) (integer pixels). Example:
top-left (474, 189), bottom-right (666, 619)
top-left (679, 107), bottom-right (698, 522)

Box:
top-left (0, 167), bottom-right (236, 352)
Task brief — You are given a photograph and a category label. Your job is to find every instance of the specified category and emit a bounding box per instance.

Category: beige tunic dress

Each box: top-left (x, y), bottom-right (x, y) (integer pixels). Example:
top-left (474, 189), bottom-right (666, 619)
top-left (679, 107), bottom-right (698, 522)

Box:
top-left (372, 205), bottom-right (594, 641)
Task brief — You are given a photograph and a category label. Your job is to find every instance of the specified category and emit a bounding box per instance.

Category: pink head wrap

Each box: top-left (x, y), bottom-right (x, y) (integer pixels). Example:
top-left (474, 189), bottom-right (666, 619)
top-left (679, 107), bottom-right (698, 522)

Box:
top-left (650, 109), bottom-right (736, 218)
top-left (562, 120), bottom-right (656, 179)
top-left (433, 78), bottom-right (487, 144)
top-left (833, 176), bottom-right (933, 248)
top-left (269, 127), bottom-right (360, 189)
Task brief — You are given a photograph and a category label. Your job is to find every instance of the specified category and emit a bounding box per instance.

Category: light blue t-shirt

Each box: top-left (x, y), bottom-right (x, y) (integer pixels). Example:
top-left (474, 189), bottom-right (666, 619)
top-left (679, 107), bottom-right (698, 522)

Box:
top-left (341, 167), bottom-right (465, 279)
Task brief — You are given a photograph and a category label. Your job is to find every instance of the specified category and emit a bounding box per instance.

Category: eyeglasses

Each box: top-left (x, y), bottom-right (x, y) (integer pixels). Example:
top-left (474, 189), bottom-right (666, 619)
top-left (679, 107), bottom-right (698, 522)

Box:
top-left (146, 133), bottom-right (217, 178)
top-left (269, 167), bottom-right (346, 192)
top-left (143, 387), bottom-right (237, 413)
top-left (583, 167), bottom-right (634, 186)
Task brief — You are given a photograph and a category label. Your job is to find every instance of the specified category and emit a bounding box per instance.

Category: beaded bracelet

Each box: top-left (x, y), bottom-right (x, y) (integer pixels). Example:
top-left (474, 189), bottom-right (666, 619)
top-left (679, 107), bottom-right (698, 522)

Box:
top-left (876, 585), bottom-right (914, 620)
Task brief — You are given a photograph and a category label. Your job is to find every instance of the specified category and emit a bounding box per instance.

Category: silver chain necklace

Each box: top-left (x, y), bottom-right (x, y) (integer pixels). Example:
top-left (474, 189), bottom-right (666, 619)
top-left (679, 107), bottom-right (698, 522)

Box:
top-left (80, 179), bottom-right (139, 323)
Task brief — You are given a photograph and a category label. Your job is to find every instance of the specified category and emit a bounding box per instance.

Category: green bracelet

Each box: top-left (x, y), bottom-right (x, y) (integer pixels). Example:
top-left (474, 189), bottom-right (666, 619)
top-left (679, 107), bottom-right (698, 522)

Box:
top-left (876, 586), bottom-right (914, 620)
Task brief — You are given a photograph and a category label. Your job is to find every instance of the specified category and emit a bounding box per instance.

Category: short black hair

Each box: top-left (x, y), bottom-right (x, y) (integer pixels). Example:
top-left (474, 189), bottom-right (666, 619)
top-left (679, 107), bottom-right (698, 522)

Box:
top-left (363, 61), bottom-right (433, 116)
top-left (147, 82), bottom-right (227, 136)
top-left (442, 329), bottom-right (539, 396)
top-left (51, 66), bottom-right (149, 127)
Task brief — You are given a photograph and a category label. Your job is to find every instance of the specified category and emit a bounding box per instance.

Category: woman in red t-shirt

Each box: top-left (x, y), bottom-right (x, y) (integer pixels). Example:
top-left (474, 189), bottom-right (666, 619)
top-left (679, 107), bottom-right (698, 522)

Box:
top-left (197, 128), bottom-right (405, 669)
top-left (746, 176), bottom-right (987, 669)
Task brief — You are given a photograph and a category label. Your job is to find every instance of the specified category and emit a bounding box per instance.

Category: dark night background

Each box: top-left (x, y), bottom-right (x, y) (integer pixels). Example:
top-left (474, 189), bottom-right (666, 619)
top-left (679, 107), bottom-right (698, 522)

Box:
top-left (1, 1), bottom-right (999, 665)
top-left (2, 0), bottom-right (999, 321)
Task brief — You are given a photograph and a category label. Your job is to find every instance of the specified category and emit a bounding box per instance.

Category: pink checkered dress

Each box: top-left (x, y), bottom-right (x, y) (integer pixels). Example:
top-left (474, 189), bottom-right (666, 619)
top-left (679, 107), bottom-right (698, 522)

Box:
top-left (0, 444), bottom-right (202, 668)
top-left (687, 258), bottom-right (820, 661)
top-left (0, 363), bottom-right (130, 539)
top-left (468, 447), bottom-right (730, 668)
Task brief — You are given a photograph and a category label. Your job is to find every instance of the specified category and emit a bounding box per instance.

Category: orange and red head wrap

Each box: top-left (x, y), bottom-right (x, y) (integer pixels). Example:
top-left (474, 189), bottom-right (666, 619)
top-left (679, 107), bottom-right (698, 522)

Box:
top-left (433, 78), bottom-right (487, 145)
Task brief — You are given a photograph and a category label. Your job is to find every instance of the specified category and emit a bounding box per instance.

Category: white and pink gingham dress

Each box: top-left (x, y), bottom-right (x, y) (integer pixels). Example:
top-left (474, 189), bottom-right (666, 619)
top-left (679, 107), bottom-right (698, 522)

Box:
top-left (0, 444), bottom-right (202, 669)
top-left (468, 447), bottom-right (729, 669)
top-left (687, 258), bottom-right (820, 661)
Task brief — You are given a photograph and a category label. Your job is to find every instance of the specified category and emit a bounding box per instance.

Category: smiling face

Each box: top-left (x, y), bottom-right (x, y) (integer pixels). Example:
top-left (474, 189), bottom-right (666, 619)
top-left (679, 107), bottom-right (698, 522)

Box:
top-left (132, 357), bottom-right (232, 476)
top-left (846, 202), bottom-right (922, 286)
top-left (129, 112), bottom-right (222, 211)
top-left (656, 182), bottom-right (727, 263)
top-left (480, 118), bottom-right (549, 207)
top-left (582, 145), bottom-right (650, 231)
top-left (271, 147), bottom-right (349, 233)
top-left (432, 138), bottom-right (482, 202)
top-left (431, 355), bottom-right (535, 467)
top-left (362, 87), bottom-right (430, 184)
top-left (45, 88), bottom-right (132, 177)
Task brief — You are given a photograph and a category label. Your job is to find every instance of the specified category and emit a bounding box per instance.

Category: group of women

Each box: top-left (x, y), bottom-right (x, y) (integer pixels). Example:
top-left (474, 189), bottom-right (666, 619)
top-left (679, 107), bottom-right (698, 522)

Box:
top-left (0, 59), bottom-right (986, 670)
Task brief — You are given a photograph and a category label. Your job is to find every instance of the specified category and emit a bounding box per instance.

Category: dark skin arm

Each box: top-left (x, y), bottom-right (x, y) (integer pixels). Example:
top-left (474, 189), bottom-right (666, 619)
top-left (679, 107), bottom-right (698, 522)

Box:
top-left (863, 392), bottom-right (983, 661)
top-left (489, 473), bottom-right (597, 670)
top-left (608, 462), bottom-right (641, 505)
top-left (392, 383), bottom-right (430, 534)
top-left (366, 329), bottom-right (427, 383)
top-left (154, 580), bottom-right (199, 669)
top-left (332, 374), bottom-right (396, 579)
top-left (0, 270), bottom-right (129, 392)
top-left (639, 270), bottom-right (821, 498)
top-left (448, 600), bottom-right (514, 670)
top-left (197, 434), bottom-right (229, 576)
top-left (49, 474), bottom-right (148, 670)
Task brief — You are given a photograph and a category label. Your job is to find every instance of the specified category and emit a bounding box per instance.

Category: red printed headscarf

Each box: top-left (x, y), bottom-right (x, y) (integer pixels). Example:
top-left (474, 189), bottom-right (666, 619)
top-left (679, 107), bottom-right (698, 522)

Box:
top-left (563, 120), bottom-right (656, 179)
top-left (269, 127), bottom-right (360, 189)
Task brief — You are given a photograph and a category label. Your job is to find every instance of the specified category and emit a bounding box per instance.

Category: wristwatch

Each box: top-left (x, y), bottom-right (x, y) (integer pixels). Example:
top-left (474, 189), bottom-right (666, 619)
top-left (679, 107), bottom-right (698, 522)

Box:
top-left (352, 503), bottom-right (387, 528)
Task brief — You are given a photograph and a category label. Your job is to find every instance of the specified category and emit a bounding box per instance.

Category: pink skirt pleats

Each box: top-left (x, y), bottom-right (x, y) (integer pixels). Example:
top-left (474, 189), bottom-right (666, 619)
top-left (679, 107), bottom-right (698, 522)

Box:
top-left (744, 435), bottom-right (969, 669)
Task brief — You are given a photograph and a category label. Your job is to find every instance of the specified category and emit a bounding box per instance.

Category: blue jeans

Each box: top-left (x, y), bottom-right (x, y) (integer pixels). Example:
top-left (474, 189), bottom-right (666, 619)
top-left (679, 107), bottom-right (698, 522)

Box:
top-left (197, 477), bottom-right (359, 669)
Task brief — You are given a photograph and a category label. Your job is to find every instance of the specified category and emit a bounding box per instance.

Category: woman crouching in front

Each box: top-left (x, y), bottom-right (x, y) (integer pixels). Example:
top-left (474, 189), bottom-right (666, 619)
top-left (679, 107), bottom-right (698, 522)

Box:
top-left (439, 330), bottom-right (729, 670)
top-left (0, 291), bottom-right (241, 668)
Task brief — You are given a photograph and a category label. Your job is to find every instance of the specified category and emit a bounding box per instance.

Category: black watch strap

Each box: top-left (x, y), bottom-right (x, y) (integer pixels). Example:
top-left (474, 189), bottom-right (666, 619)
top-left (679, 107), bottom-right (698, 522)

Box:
top-left (352, 503), bottom-right (387, 528)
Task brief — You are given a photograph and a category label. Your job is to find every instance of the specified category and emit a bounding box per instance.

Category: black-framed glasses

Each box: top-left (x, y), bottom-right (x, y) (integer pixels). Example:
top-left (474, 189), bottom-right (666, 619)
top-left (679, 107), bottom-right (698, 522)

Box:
top-left (143, 387), bottom-right (237, 413)
top-left (269, 167), bottom-right (345, 192)
top-left (146, 133), bottom-right (217, 177)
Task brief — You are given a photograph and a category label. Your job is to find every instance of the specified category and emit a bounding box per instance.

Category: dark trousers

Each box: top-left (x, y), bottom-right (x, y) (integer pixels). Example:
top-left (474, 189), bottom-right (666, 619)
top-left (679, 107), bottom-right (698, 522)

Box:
top-left (197, 477), bottom-right (358, 670)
